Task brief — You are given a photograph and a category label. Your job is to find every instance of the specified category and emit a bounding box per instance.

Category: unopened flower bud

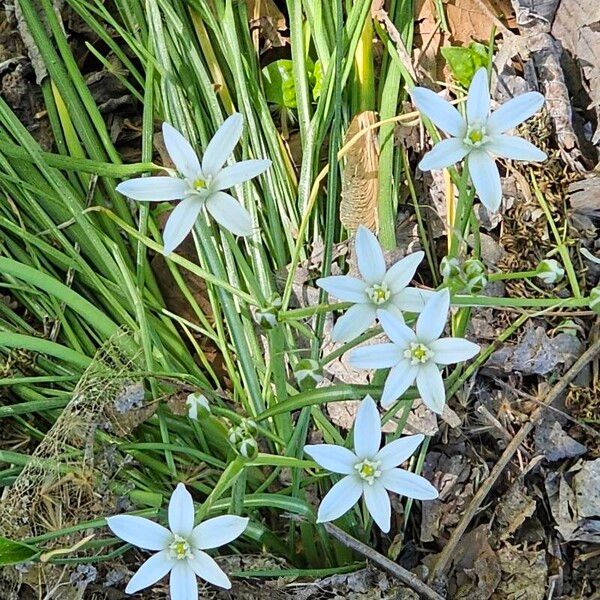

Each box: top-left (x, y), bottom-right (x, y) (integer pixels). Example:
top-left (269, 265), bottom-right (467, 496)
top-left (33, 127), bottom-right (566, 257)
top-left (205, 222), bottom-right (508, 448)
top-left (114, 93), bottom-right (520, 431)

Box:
top-left (466, 272), bottom-right (488, 293)
top-left (227, 425), bottom-right (245, 446)
top-left (240, 418), bottom-right (258, 437)
top-left (186, 393), bottom-right (210, 421)
top-left (237, 436), bottom-right (259, 460)
top-left (536, 259), bottom-right (564, 284)
top-left (463, 258), bottom-right (485, 277)
top-left (440, 256), bottom-right (462, 279)
top-left (294, 358), bottom-right (323, 391)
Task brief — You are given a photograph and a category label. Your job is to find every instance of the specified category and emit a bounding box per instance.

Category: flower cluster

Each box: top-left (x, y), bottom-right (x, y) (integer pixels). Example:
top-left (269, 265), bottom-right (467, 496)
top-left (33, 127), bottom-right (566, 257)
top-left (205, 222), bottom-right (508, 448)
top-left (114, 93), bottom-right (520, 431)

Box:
top-left (108, 73), bottom-right (547, 595)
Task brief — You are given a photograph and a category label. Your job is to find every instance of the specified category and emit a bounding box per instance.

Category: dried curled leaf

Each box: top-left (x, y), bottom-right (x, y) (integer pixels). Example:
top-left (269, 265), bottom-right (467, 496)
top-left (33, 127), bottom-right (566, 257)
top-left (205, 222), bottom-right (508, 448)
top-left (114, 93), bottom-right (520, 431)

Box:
top-left (340, 111), bottom-right (379, 233)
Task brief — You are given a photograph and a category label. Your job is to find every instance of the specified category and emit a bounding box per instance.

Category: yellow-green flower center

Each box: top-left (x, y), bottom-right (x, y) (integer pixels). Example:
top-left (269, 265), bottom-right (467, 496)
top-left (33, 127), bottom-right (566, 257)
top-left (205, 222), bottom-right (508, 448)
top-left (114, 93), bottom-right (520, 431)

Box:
top-left (404, 342), bottom-right (434, 365)
top-left (193, 178), bottom-right (207, 191)
top-left (168, 536), bottom-right (194, 561)
top-left (366, 283), bottom-right (390, 305)
top-left (465, 125), bottom-right (487, 147)
top-left (354, 458), bottom-right (382, 485)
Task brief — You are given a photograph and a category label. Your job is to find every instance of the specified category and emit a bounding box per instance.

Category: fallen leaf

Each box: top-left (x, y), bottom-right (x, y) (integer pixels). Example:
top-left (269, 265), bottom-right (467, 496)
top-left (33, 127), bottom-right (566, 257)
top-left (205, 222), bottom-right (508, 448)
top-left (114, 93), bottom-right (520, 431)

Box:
top-left (340, 111), bottom-right (379, 233)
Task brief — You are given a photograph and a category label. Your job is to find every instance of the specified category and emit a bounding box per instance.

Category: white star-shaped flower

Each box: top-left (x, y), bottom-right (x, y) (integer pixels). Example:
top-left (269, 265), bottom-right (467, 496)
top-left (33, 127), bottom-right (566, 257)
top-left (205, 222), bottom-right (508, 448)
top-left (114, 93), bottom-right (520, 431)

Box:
top-left (348, 289), bottom-right (480, 413)
top-left (106, 483), bottom-right (248, 597)
top-left (316, 225), bottom-right (432, 343)
top-left (412, 67), bottom-right (546, 211)
top-left (304, 396), bottom-right (438, 532)
top-left (116, 114), bottom-right (271, 254)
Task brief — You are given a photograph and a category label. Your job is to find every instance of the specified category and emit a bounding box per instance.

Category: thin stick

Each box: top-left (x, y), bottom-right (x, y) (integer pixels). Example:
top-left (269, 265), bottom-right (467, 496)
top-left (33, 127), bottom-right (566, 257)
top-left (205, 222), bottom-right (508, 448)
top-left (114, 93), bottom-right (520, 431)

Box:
top-left (429, 337), bottom-right (600, 583)
top-left (323, 523), bottom-right (445, 600)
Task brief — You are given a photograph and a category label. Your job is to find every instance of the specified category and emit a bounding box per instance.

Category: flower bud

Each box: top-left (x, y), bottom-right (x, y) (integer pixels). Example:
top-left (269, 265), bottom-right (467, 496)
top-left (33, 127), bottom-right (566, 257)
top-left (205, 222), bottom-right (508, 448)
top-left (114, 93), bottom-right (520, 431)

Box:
top-left (255, 293), bottom-right (282, 330)
top-left (536, 259), bottom-right (564, 284)
top-left (462, 258), bottom-right (487, 293)
top-left (466, 272), bottom-right (488, 293)
top-left (440, 256), bottom-right (462, 279)
top-left (237, 436), bottom-right (259, 460)
top-left (463, 258), bottom-right (485, 277)
top-left (590, 286), bottom-right (600, 315)
top-left (240, 418), bottom-right (258, 437)
top-left (186, 393), bottom-right (211, 420)
top-left (294, 358), bottom-right (323, 391)
top-left (227, 425), bottom-right (245, 446)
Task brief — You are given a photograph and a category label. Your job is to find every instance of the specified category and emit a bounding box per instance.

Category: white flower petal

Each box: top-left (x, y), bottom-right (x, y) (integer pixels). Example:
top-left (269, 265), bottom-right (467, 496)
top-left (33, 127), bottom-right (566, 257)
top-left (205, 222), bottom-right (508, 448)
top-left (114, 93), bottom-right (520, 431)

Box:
top-left (419, 138), bottom-right (470, 171)
top-left (392, 287), bottom-right (435, 313)
top-left (381, 360), bottom-right (419, 408)
top-left (363, 482), bottom-right (391, 532)
top-left (212, 159), bottom-right (271, 190)
top-left (467, 150), bottom-right (502, 212)
top-left (116, 177), bottom-right (189, 201)
top-left (162, 122), bottom-right (201, 180)
top-left (376, 304), bottom-right (405, 323)
top-left (411, 87), bottom-right (467, 137)
top-left (378, 311), bottom-right (415, 347)
top-left (189, 550), bottom-right (232, 589)
top-left (125, 550), bottom-right (175, 594)
top-left (332, 303), bottom-right (377, 343)
top-left (487, 92), bottom-right (545, 135)
top-left (303, 444), bottom-right (357, 474)
top-left (168, 483), bottom-right (195, 538)
top-left (379, 468), bottom-right (439, 500)
top-left (416, 289), bottom-right (449, 343)
top-left (162, 198), bottom-right (202, 255)
top-left (355, 226), bottom-right (386, 284)
top-left (416, 362), bottom-right (446, 414)
top-left (354, 396), bottom-right (381, 459)
top-left (383, 251), bottom-right (424, 294)
top-left (205, 191), bottom-right (253, 236)
top-left (202, 113), bottom-right (244, 177)
top-left (466, 68), bottom-right (490, 124)
top-left (191, 516), bottom-right (249, 550)
top-left (317, 275), bottom-right (368, 303)
top-left (375, 434), bottom-right (424, 470)
top-left (485, 135), bottom-right (547, 162)
top-left (169, 561), bottom-right (198, 599)
top-left (316, 475), bottom-right (363, 523)
top-left (430, 337), bottom-right (480, 364)
top-left (106, 515), bottom-right (171, 551)
top-left (347, 343), bottom-right (403, 369)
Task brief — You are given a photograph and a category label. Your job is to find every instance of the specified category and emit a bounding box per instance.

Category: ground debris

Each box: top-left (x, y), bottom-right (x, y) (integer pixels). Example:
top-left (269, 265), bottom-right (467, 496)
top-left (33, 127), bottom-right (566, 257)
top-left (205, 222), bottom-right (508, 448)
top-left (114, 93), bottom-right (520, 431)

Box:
top-left (495, 542), bottom-right (547, 600)
top-left (485, 323), bottom-right (582, 376)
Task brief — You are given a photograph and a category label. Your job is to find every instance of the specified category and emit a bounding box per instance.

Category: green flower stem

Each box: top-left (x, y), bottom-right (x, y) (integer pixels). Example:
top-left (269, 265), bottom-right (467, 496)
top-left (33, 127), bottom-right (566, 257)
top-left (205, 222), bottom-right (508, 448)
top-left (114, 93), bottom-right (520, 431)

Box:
top-left (530, 172), bottom-right (581, 298)
top-left (279, 302), bottom-right (351, 320)
top-left (488, 270), bottom-right (539, 282)
top-left (452, 294), bottom-right (589, 309)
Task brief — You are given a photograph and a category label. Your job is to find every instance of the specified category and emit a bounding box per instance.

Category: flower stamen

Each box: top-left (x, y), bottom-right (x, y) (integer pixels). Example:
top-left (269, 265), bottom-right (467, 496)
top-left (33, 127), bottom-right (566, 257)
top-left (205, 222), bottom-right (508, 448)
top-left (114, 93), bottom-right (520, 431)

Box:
top-left (366, 283), bottom-right (390, 305)
top-left (354, 458), bottom-right (382, 485)
top-left (169, 536), bottom-right (194, 561)
top-left (404, 342), bottom-right (434, 365)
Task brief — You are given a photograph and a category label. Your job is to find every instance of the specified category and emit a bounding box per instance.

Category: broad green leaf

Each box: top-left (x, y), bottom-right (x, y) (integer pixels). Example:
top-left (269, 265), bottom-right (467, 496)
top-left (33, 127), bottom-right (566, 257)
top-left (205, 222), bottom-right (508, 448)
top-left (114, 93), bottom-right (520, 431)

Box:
top-left (441, 43), bottom-right (489, 88)
top-left (0, 537), bottom-right (39, 566)
top-left (262, 60), bottom-right (298, 109)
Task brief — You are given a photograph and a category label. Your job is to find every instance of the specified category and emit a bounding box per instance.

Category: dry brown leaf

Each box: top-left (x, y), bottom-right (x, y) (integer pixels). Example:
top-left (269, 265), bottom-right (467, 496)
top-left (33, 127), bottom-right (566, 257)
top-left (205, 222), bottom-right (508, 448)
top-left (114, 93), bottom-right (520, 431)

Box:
top-left (340, 111), bottom-right (379, 233)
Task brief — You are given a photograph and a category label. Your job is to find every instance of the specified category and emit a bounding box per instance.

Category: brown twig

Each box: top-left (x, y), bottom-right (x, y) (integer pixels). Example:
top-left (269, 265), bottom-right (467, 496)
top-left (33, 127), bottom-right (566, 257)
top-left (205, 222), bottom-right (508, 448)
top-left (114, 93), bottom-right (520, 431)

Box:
top-left (429, 337), bottom-right (600, 583)
top-left (323, 523), bottom-right (444, 600)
